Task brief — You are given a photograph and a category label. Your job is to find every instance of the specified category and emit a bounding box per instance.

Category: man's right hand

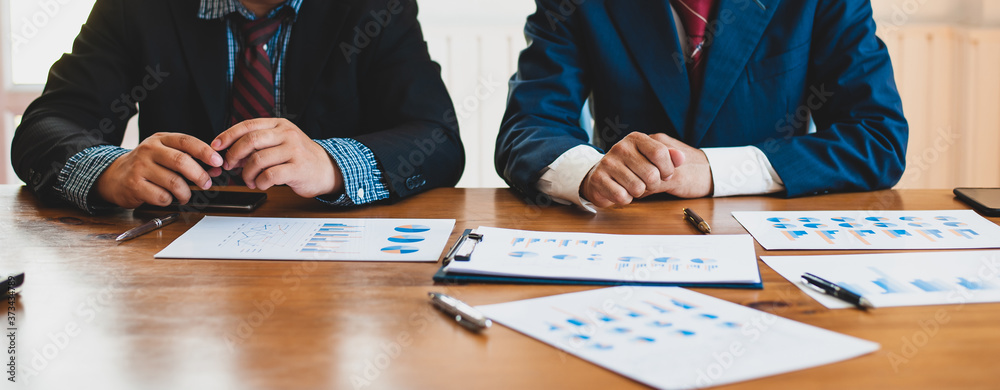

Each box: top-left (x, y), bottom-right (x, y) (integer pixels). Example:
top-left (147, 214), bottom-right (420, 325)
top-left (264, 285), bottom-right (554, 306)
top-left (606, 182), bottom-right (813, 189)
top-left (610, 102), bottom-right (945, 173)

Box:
top-left (580, 132), bottom-right (686, 208)
top-left (95, 133), bottom-right (224, 208)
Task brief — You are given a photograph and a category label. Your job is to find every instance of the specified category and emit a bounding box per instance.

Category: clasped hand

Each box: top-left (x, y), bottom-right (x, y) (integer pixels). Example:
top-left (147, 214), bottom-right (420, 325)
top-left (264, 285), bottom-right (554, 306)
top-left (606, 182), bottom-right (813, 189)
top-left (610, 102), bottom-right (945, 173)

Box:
top-left (96, 118), bottom-right (342, 208)
top-left (580, 132), bottom-right (713, 208)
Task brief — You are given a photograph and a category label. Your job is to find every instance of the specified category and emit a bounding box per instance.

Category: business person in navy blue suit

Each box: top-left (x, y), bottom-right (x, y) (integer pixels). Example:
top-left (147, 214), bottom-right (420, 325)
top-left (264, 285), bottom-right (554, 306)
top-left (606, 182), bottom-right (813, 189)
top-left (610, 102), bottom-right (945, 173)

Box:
top-left (496, 0), bottom-right (907, 210)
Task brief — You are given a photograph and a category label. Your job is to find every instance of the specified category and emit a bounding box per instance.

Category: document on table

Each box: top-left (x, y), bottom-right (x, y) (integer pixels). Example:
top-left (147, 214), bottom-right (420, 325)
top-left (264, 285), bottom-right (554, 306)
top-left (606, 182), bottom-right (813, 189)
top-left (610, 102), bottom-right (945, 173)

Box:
top-left (155, 216), bottom-right (455, 262)
top-left (732, 210), bottom-right (1000, 250)
top-left (442, 227), bottom-right (761, 286)
top-left (477, 287), bottom-right (878, 390)
top-left (762, 251), bottom-right (1000, 309)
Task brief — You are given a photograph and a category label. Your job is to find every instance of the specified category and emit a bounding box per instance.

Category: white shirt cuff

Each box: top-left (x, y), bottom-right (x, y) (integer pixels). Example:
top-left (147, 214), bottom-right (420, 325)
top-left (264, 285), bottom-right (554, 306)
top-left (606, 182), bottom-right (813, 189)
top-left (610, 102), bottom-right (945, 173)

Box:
top-left (536, 145), bottom-right (604, 213)
top-left (702, 146), bottom-right (785, 197)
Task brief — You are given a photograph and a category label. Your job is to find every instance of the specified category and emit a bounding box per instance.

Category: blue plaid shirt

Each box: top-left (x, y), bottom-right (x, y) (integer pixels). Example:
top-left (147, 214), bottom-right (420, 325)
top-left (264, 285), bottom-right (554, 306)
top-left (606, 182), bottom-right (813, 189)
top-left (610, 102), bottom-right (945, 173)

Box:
top-left (57, 0), bottom-right (389, 212)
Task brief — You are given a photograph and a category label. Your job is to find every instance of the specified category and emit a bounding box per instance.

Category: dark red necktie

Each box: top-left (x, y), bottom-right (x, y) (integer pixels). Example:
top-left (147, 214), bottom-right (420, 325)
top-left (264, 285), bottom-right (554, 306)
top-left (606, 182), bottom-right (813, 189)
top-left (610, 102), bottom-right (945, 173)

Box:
top-left (669, 0), bottom-right (717, 95)
top-left (229, 14), bottom-right (284, 126)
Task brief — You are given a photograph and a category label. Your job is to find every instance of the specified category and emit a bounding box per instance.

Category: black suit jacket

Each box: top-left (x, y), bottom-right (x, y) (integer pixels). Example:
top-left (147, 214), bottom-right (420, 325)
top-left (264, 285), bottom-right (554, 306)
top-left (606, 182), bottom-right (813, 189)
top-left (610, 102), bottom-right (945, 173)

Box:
top-left (12, 0), bottom-right (463, 206)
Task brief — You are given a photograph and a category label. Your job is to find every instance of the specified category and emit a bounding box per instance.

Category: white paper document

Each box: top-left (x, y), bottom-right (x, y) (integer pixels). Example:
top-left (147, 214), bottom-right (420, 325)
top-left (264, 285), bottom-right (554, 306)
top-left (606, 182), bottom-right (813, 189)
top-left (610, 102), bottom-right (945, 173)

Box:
top-left (732, 210), bottom-right (1000, 250)
top-left (762, 251), bottom-right (1000, 309)
top-left (443, 227), bottom-right (760, 286)
top-left (155, 216), bottom-right (455, 262)
top-left (477, 287), bottom-right (878, 389)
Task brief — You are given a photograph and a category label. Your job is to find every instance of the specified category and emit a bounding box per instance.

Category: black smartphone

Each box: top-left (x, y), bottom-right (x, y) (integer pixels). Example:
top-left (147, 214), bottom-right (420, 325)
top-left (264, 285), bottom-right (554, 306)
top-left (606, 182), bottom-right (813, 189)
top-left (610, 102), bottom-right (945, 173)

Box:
top-left (139, 190), bottom-right (267, 212)
top-left (954, 188), bottom-right (1000, 217)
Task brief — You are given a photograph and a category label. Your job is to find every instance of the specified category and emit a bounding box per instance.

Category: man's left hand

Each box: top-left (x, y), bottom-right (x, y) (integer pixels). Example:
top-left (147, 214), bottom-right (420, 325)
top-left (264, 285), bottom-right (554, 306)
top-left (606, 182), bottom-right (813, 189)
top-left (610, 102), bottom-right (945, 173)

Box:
top-left (212, 118), bottom-right (344, 198)
top-left (646, 134), bottom-right (714, 198)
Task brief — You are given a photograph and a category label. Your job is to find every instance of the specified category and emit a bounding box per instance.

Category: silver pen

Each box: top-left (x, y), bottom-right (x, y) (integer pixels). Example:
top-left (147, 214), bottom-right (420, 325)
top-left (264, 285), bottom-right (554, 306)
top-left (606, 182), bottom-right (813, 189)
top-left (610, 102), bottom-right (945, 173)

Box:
top-left (116, 213), bottom-right (180, 242)
top-left (428, 292), bottom-right (492, 331)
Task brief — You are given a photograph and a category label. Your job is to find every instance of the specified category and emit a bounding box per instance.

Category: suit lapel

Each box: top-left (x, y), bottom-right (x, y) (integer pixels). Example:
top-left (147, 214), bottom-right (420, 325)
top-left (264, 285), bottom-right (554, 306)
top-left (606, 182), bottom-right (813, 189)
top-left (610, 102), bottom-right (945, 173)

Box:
top-left (688, 0), bottom-right (778, 146)
top-left (605, 0), bottom-right (690, 139)
top-left (283, 0), bottom-right (351, 122)
top-left (168, 0), bottom-right (229, 135)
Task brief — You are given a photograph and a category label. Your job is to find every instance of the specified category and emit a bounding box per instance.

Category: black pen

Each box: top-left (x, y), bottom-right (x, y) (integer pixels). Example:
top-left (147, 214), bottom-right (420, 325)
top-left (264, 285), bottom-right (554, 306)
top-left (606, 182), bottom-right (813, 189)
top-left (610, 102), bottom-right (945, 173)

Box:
top-left (682, 208), bottom-right (712, 234)
top-left (801, 273), bottom-right (874, 310)
top-left (116, 213), bottom-right (180, 242)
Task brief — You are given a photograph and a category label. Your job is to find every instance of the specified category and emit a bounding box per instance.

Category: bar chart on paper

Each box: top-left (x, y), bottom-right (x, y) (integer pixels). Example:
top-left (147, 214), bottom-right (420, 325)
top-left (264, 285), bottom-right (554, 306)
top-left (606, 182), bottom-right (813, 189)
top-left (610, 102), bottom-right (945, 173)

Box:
top-left (762, 251), bottom-right (1000, 308)
top-left (733, 210), bottom-right (1000, 250)
top-left (476, 287), bottom-right (878, 389)
top-left (441, 227), bottom-right (761, 286)
top-left (156, 216), bottom-right (455, 261)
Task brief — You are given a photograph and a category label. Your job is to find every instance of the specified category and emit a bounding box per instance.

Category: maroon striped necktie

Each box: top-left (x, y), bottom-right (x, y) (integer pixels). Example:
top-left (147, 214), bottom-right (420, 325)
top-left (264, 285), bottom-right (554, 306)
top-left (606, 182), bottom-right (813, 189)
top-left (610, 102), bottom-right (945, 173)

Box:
top-left (669, 0), bottom-right (717, 95)
top-left (229, 14), bottom-right (285, 126)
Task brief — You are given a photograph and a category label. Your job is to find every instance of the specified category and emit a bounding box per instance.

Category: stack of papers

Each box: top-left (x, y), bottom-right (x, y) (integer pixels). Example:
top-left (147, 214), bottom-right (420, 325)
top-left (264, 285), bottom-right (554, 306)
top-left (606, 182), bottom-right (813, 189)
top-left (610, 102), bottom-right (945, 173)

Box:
top-left (437, 227), bottom-right (761, 288)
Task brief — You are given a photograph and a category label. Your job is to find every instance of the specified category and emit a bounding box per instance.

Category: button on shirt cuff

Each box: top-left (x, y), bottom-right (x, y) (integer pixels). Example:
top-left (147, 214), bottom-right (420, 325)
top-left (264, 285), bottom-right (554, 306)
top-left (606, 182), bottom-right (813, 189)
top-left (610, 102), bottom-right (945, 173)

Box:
top-left (536, 145), bottom-right (604, 213)
top-left (57, 145), bottom-right (130, 213)
top-left (313, 138), bottom-right (390, 206)
top-left (702, 146), bottom-right (785, 197)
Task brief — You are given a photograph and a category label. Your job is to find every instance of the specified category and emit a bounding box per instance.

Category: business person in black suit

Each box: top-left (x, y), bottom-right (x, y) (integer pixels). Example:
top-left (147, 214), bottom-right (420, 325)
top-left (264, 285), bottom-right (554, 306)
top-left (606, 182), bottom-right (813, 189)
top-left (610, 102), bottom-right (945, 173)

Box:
top-left (12, 0), bottom-right (463, 212)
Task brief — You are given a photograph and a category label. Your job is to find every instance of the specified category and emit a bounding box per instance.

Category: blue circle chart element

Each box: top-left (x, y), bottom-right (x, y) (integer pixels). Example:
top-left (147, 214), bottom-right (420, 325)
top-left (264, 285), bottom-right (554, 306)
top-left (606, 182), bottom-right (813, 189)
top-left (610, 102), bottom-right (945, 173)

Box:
top-left (865, 216), bottom-right (889, 221)
top-left (394, 224), bottom-right (431, 233)
top-left (873, 222), bottom-right (897, 228)
top-left (908, 222), bottom-right (932, 227)
top-left (552, 254), bottom-right (577, 260)
top-left (831, 217), bottom-right (855, 222)
top-left (654, 257), bottom-right (682, 263)
top-left (381, 245), bottom-right (419, 254)
top-left (943, 222), bottom-right (968, 227)
top-left (387, 235), bottom-right (425, 243)
top-left (766, 217), bottom-right (791, 222)
top-left (899, 216), bottom-right (922, 221)
top-left (772, 224), bottom-right (797, 229)
top-left (690, 258), bottom-right (717, 264)
top-left (839, 223), bottom-right (863, 228)
top-left (618, 256), bottom-right (644, 262)
top-left (508, 251), bottom-right (538, 258)
top-left (935, 216), bottom-right (958, 221)
top-left (798, 217), bottom-right (820, 222)
top-left (803, 223), bottom-right (827, 229)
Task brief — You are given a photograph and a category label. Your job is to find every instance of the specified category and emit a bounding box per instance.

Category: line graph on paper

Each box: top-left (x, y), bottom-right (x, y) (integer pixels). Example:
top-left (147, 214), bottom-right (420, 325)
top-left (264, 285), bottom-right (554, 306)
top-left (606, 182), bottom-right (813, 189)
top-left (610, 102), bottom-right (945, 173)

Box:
top-left (218, 221), bottom-right (311, 253)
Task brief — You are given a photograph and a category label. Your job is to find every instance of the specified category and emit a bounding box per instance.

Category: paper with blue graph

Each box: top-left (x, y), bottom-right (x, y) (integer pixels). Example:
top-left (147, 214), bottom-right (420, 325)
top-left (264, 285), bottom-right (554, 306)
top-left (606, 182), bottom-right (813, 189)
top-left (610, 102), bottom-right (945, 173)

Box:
top-left (476, 287), bottom-right (878, 389)
top-left (441, 227), bottom-right (760, 285)
top-left (155, 216), bottom-right (455, 261)
top-left (763, 251), bottom-right (1000, 309)
top-left (732, 210), bottom-right (1000, 250)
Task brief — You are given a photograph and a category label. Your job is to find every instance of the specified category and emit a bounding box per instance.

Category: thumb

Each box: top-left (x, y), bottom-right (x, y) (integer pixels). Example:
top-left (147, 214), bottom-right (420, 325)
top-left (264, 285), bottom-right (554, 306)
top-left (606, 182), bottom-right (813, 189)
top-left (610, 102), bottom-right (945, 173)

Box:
top-left (668, 148), bottom-right (686, 167)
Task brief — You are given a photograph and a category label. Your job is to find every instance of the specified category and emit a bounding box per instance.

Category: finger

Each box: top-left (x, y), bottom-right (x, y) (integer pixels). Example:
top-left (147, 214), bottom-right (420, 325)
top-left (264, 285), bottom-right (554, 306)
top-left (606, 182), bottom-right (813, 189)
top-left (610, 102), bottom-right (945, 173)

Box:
top-left (158, 133), bottom-right (223, 168)
top-left (591, 169), bottom-right (634, 206)
top-left (242, 146), bottom-right (293, 189)
top-left (225, 127), bottom-right (285, 170)
top-left (588, 190), bottom-right (615, 209)
top-left (603, 160), bottom-right (647, 198)
top-left (212, 118), bottom-right (283, 152)
top-left (135, 177), bottom-right (179, 207)
top-left (634, 137), bottom-right (677, 180)
top-left (668, 149), bottom-right (685, 168)
top-left (254, 164), bottom-right (295, 191)
top-left (151, 147), bottom-right (214, 190)
top-left (144, 164), bottom-right (195, 204)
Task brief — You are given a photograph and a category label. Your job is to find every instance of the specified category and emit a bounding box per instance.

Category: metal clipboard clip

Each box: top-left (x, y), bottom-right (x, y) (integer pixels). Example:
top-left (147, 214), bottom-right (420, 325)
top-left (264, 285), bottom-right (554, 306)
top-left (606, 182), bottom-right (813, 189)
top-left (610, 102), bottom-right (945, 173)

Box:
top-left (442, 229), bottom-right (484, 265)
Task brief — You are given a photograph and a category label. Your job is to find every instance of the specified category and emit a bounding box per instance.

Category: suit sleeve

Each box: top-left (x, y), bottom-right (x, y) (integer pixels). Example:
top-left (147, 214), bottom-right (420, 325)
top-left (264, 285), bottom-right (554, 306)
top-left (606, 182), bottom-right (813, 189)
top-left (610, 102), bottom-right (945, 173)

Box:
top-left (11, 0), bottom-right (138, 206)
top-left (351, 0), bottom-right (464, 201)
top-left (495, 0), bottom-right (598, 201)
top-left (757, 0), bottom-right (908, 196)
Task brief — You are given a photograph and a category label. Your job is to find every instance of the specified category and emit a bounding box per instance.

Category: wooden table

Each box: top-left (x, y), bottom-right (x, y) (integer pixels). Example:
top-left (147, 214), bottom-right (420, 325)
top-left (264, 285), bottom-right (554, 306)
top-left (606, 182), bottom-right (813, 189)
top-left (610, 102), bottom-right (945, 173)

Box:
top-left (3, 185), bottom-right (998, 389)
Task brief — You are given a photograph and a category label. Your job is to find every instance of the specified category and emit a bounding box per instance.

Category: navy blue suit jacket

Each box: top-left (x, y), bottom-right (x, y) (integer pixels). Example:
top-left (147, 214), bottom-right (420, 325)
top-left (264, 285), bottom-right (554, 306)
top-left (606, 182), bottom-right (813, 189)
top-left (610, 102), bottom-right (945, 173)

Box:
top-left (496, 0), bottom-right (908, 201)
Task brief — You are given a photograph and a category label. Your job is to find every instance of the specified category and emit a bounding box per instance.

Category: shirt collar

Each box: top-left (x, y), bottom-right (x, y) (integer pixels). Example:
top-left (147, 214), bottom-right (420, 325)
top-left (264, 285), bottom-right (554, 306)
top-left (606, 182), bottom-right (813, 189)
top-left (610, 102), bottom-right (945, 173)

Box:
top-left (198, 0), bottom-right (303, 21)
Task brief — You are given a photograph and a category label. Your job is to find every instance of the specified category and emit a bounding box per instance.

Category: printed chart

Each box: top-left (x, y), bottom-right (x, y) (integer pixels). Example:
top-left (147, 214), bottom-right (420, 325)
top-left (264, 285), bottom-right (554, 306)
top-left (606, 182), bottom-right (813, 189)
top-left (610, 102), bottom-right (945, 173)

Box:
top-left (442, 227), bottom-right (760, 285)
top-left (156, 216), bottom-right (455, 261)
top-left (732, 210), bottom-right (1000, 250)
top-left (477, 287), bottom-right (878, 389)
top-left (763, 250), bottom-right (1000, 308)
